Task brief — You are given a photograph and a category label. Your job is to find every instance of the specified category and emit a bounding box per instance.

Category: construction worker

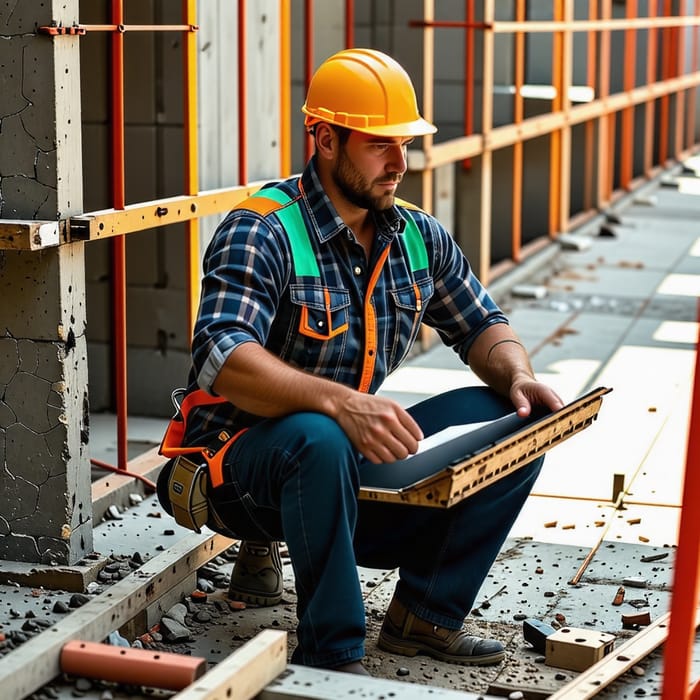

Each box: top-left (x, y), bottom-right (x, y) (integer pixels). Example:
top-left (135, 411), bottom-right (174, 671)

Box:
top-left (157, 48), bottom-right (563, 675)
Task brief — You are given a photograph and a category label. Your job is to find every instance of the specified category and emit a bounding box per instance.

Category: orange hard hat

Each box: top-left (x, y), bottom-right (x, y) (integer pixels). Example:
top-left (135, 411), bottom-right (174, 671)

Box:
top-left (302, 48), bottom-right (437, 137)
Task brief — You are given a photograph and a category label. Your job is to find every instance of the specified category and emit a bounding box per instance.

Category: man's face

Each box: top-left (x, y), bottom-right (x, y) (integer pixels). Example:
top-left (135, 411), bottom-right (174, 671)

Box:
top-left (331, 132), bottom-right (413, 211)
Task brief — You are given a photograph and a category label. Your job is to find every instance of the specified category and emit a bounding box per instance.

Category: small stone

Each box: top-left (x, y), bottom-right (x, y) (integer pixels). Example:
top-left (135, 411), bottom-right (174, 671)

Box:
top-left (75, 678), bottom-right (92, 692)
top-left (69, 594), bottom-right (90, 608)
top-left (105, 505), bottom-right (123, 520)
top-left (129, 493), bottom-right (143, 505)
top-left (164, 603), bottom-right (188, 625)
top-left (160, 617), bottom-right (192, 643)
top-left (631, 665), bottom-right (645, 676)
top-left (396, 667), bottom-right (410, 677)
top-left (508, 692), bottom-right (525, 700)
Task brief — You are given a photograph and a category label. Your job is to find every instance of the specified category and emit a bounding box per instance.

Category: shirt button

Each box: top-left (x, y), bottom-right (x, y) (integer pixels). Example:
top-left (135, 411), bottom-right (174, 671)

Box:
top-left (317, 320), bottom-right (325, 328)
top-left (354, 266), bottom-right (363, 276)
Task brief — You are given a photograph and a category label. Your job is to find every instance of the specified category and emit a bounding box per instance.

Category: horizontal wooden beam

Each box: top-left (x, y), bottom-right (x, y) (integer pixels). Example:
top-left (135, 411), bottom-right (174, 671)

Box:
top-left (173, 630), bottom-right (287, 700)
top-left (68, 182), bottom-right (267, 242)
top-left (0, 220), bottom-right (65, 250)
top-left (491, 16), bottom-right (700, 33)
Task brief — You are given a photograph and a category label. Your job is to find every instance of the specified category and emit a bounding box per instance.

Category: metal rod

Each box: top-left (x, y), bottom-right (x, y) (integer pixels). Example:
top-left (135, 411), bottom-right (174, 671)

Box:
top-left (110, 0), bottom-right (128, 473)
top-left (462, 0), bottom-right (474, 170)
top-left (582, 1), bottom-right (597, 211)
top-left (619, 0), bottom-right (637, 189)
top-left (661, 303), bottom-right (700, 698)
top-left (644, 1), bottom-right (659, 177)
top-left (659, 0), bottom-right (672, 164)
top-left (183, 0), bottom-right (200, 338)
top-left (238, 0), bottom-right (248, 185)
top-left (510, 0), bottom-right (524, 261)
top-left (345, 0), bottom-right (354, 48)
top-left (280, 0), bottom-right (292, 177)
top-left (303, 0), bottom-right (314, 164)
top-left (548, 0), bottom-right (563, 237)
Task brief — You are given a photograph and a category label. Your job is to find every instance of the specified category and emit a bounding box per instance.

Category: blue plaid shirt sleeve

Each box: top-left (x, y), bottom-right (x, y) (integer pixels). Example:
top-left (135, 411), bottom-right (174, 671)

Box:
top-left (191, 210), bottom-right (290, 393)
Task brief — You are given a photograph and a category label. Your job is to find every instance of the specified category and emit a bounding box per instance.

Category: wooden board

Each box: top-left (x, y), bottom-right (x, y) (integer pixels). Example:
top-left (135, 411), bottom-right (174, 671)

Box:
top-left (359, 387), bottom-right (611, 508)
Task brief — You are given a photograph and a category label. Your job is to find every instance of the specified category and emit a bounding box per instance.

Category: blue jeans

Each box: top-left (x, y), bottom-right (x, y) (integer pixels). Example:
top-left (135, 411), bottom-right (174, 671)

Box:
top-left (207, 387), bottom-right (544, 668)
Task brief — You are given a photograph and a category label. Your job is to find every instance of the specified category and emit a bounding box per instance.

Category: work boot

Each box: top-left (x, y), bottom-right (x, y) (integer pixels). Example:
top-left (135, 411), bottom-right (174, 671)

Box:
top-left (228, 540), bottom-right (283, 606)
top-left (377, 597), bottom-right (505, 666)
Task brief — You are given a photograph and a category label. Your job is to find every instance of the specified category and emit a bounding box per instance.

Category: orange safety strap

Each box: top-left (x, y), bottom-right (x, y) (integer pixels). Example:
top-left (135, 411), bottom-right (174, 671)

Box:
top-left (159, 389), bottom-right (247, 488)
top-left (358, 245), bottom-right (392, 393)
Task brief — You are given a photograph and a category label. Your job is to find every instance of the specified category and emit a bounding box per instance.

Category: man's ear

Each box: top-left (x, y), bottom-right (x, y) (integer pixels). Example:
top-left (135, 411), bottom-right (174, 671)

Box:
top-left (314, 123), bottom-right (337, 160)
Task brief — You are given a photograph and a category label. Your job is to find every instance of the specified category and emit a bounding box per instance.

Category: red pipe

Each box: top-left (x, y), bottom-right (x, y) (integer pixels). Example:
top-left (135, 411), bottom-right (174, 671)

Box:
top-left (110, 0), bottom-right (128, 472)
top-left (345, 0), bottom-right (354, 48)
top-left (61, 640), bottom-right (207, 691)
top-left (661, 302), bottom-right (700, 698)
top-left (462, 0), bottom-right (474, 169)
top-left (304, 0), bottom-right (314, 163)
top-left (238, 0), bottom-right (248, 184)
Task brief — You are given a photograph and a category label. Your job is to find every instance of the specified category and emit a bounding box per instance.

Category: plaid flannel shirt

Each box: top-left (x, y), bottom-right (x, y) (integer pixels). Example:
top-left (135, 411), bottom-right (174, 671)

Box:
top-left (183, 157), bottom-right (508, 442)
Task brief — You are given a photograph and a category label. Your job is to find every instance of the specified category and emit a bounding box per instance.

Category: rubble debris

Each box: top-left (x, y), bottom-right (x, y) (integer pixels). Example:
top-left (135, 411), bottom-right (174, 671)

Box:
top-left (545, 627), bottom-right (615, 672)
top-left (622, 611), bottom-right (652, 628)
top-left (640, 552), bottom-right (668, 563)
top-left (612, 586), bottom-right (625, 606)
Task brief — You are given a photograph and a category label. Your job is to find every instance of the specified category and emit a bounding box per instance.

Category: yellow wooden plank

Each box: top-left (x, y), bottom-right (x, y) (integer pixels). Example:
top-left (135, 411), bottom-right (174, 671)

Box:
top-left (173, 630), bottom-right (287, 700)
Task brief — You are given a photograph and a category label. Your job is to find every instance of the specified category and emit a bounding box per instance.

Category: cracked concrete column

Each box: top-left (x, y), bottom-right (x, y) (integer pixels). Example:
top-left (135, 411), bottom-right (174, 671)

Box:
top-left (0, 1), bottom-right (91, 565)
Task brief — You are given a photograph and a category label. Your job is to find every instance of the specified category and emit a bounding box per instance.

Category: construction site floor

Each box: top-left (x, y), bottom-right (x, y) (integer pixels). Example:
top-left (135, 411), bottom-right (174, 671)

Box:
top-left (3, 159), bottom-right (700, 699)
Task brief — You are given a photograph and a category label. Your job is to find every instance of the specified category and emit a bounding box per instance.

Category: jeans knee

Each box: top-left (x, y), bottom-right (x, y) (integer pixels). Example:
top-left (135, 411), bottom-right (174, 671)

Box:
top-left (282, 413), bottom-right (358, 483)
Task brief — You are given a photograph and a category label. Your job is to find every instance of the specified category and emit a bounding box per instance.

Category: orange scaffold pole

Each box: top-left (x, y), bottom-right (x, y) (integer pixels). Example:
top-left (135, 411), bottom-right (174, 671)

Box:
top-left (661, 305), bottom-right (700, 699)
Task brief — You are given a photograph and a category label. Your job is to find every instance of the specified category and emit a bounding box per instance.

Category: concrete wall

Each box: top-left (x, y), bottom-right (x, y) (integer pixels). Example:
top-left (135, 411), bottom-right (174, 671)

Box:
top-left (0, 0), bottom-right (92, 564)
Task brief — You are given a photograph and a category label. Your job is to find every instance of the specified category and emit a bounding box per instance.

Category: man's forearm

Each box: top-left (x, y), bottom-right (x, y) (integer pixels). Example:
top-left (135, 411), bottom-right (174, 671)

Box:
top-left (466, 324), bottom-right (535, 397)
top-left (211, 341), bottom-right (352, 420)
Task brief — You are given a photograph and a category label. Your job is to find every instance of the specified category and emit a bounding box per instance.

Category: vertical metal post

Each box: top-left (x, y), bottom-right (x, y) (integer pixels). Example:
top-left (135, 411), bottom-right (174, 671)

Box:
top-left (620, 0), bottom-right (637, 189)
top-left (421, 0), bottom-right (435, 215)
top-left (557, 0), bottom-right (573, 233)
top-left (511, 0), bottom-right (525, 262)
top-left (644, 0), bottom-right (658, 176)
top-left (687, 0), bottom-right (700, 150)
top-left (110, 0), bottom-right (128, 471)
top-left (345, 0), bottom-right (354, 48)
top-left (661, 305), bottom-right (700, 699)
top-left (183, 0), bottom-right (200, 336)
top-left (303, 0), bottom-right (314, 164)
top-left (597, 0), bottom-right (612, 207)
top-left (583, 1), bottom-right (597, 211)
top-left (280, 0), bottom-right (292, 177)
top-left (463, 0), bottom-right (474, 169)
top-left (548, 0), bottom-right (563, 236)
top-left (238, 0), bottom-right (248, 184)
top-left (674, 0), bottom-right (687, 158)
top-left (478, 0), bottom-right (494, 284)
top-left (659, 0), bottom-right (672, 164)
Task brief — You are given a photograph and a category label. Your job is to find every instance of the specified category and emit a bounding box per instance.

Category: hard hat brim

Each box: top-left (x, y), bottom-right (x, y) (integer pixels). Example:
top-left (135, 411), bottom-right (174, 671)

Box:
top-left (304, 111), bottom-right (437, 138)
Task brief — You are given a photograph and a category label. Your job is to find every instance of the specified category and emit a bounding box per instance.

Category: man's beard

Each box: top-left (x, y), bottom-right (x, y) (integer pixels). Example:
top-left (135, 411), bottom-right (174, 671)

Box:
top-left (332, 147), bottom-right (400, 211)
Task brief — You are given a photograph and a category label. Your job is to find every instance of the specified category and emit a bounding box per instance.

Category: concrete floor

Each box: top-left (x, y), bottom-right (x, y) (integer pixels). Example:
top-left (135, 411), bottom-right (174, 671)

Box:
top-left (2, 161), bottom-right (700, 698)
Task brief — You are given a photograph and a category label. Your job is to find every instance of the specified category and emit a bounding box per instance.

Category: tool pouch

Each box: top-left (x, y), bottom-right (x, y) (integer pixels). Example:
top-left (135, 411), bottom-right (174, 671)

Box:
top-left (167, 454), bottom-right (209, 533)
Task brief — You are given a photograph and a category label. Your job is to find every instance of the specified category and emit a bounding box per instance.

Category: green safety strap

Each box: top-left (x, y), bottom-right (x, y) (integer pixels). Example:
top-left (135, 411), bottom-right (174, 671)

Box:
top-left (400, 212), bottom-right (429, 273)
top-left (249, 186), bottom-right (429, 277)
top-left (250, 188), bottom-right (320, 278)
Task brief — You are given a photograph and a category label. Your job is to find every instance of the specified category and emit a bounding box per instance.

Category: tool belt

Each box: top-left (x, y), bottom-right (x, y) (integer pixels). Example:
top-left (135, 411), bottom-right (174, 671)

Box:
top-left (159, 389), bottom-right (247, 533)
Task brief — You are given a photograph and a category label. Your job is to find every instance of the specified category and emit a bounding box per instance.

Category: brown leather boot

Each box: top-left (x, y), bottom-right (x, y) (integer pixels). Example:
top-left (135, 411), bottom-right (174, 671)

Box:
top-left (377, 597), bottom-right (505, 666)
top-left (228, 540), bottom-right (283, 606)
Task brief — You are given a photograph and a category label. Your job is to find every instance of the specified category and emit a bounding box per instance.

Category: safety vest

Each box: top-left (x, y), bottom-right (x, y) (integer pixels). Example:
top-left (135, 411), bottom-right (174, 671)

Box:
top-left (159, 183), bottom-right (429, 489)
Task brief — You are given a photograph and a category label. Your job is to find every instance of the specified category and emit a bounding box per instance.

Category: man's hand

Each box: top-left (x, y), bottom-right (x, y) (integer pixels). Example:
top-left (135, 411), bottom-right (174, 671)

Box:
top-left (510, 377), bottom-right (565, 418)
top-left (335, 393), bottom-right (424, 464)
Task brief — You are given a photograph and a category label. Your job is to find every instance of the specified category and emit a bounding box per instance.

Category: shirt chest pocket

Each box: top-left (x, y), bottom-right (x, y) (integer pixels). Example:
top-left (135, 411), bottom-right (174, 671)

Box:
top-left (390, 277), bottom-right (434, 316)
top-left (290, 284), bottom-right (351, 340)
